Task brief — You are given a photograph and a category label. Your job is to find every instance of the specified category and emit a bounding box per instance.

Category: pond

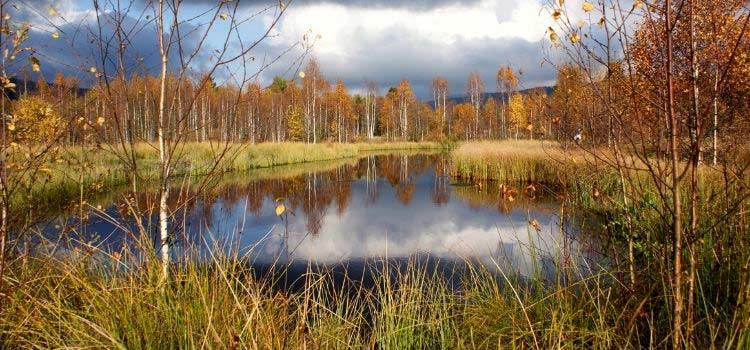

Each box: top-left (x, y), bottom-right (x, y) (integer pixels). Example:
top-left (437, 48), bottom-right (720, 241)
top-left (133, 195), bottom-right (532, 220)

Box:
top-left (45, 153), bottom-right (600, 285)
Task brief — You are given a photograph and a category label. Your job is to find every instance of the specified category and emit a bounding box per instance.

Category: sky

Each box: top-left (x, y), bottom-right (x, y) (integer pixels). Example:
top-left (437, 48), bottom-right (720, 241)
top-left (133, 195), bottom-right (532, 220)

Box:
top-left (15, 0), bottom-right (595, 99)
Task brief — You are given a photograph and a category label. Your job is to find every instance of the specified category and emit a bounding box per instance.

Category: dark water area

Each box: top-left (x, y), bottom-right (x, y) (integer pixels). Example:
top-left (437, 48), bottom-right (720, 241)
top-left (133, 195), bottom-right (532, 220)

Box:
top-left (42, 153), bottom-right (602, 287)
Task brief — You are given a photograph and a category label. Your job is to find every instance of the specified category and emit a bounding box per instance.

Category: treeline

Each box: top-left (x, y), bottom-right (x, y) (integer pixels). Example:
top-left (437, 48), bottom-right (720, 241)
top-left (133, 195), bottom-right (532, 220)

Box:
top-left (4, 1), bottom-right (750, 162)
top-left (6, 61), bottom-right (566, 145)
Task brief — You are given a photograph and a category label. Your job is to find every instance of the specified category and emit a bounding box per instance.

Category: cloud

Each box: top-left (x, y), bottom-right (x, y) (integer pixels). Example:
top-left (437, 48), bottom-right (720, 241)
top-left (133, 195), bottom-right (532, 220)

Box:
top-left (9, 1), bottom-right (212, 85)
top-left (253, 0), bottom-right (559, 98)
top-left (10, 0), bottom-right (605, 98)
top-left (178, 0), bottom-right (483, 11)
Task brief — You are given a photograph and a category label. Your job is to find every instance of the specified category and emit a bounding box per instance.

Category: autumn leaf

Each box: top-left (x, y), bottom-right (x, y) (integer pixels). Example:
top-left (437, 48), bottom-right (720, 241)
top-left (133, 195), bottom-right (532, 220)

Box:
top-left (582, 2), bottom-right (594, 12)
top-left (275, 204), bottom-right (286, 216)
top-left (51, 32), bottom-right (60, 39)
top-left (552, 10), bottom-right (562, 21)
top-left (89, 67), bottom-right (97, 73)
top-left (549, 31), bottom-right (559, 43)
top-left (219, 13), bottom-right (228, 20)
top-left (48, 8), bottom-right (57, 16)
top-left (570, 33), bottom-right (580, 43)
top-left (298, 71), bottom-right (306, 78)
top-left (96, 117), bottom-right (105, 126)
top-left (28, 56), bottom-right (40, 72)
top-left (529, 219), bottom-right (542, 232)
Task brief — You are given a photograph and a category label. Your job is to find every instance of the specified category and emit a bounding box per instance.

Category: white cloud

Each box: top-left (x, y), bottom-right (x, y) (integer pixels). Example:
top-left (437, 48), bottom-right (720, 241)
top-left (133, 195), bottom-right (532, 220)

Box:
top-left (253, 0), bottom-right (561, 97)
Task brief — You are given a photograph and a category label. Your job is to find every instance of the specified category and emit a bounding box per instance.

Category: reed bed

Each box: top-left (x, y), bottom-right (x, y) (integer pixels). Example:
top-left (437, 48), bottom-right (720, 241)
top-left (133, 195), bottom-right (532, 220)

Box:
top-left (18, 141), bottom-right (442, 212)
top-left (450, 140), bottom-right (576, 184)
top-left (0, 239), bottom-right (630, 349)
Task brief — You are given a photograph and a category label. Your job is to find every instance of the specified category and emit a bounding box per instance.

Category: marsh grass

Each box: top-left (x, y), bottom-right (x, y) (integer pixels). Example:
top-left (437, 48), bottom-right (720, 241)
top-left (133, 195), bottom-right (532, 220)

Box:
top-left (0, 232), bottom-right (633, 350)
top-left (17, 141), bottom-right (442, 214)
top-left (449, 141), bottom-right (621, 210)
top-left (449, 141), bottom-right (750, 349)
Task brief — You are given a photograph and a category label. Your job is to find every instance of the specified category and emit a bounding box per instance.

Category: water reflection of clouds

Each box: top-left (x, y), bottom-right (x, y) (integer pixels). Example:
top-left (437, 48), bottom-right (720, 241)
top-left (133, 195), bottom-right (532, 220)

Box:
top-left (193, 158), bottom-right (581, 276)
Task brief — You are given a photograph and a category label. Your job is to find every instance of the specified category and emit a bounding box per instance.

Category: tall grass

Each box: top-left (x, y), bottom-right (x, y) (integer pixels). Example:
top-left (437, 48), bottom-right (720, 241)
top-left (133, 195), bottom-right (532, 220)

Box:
top-left (449, 140), bottom-right (750, 349)
top-left (450, 140), bottom-right (619, 208)
top-left (19, 141), bottom-right (442, 213)
top-left (0, 239), bottom-right (631, 349)
top-left (450, 140), bottom-right (581, 183)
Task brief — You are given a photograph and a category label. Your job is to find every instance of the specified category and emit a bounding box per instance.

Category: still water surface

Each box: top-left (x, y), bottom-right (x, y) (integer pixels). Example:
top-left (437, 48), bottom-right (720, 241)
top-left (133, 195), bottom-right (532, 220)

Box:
top-left (56, 153), bottom-right (598, 280)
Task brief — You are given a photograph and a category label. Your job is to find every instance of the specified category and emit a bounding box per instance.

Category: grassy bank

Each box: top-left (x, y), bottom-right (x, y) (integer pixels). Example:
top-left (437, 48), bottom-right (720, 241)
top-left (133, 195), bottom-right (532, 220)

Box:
top-left (448, 140), bottom-right (750, 349)
top-left (21, 141), bottom-right (442, 211)
top-left (449, 140), bottom-right (619, 207)
top-left (1, 247), bottom-right (625, 349)
top-left (450, 140), bottom-right (570, 183)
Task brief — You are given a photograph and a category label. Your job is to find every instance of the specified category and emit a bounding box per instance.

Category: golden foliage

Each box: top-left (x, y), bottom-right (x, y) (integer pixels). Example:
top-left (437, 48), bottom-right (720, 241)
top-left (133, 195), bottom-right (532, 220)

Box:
top-left (10, 96), bottom-right (64, 144)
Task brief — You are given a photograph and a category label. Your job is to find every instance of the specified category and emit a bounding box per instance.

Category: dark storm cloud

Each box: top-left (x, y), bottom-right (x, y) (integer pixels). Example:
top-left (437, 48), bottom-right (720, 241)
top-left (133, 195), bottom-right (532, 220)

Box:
top-left (16, 10), bottom-right (205, 86)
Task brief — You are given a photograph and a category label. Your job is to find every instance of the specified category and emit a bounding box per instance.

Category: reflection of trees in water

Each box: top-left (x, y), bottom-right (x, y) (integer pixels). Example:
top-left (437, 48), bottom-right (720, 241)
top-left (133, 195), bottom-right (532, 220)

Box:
top-left (186, 154), bottom-right (451, 236)
top-left (432, 156), bottom-right (450, 206)
top-left (363, 155), bottom-right (379, 206)
top-left (377, 154), bottom-right (438, 206)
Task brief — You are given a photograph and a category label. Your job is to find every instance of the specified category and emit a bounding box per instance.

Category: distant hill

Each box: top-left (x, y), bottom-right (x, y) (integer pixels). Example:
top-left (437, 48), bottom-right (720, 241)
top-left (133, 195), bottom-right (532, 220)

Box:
top-left (429, 86), bottom-right (554, 106)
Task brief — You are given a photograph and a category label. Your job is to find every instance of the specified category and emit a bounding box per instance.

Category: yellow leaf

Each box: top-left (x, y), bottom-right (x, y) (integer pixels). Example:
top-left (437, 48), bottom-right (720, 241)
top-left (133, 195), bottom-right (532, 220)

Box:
top-left (633, 0), bottom-right (643, 9)
top-left (577, 19), bottom-right (585, 29)
top-left (28, 56), bottom-right (40, 72)
top-left (298, 71), bottom-right (305, 78)
top-left (552, 10), bottom-right (561, 21)
top-left (96, 116), bottom-right (105, 126)
top-left (7, 123), bottom-right (15, 131)
top-left (549, 31), bottom-right (559, 43)
top-left (48, 7), bottom-right (57, 16)
top-left (219, 13), bottom-right (228, 20)
top-left (570, 33), bottom-right (580, 43)
top-left (275, 204), bottom-right (286, 216)
top-left (89, 66), bottom-right (97, 73)
top-left (529, 219), bottom-right (542, 232)
top-left (582, 2), bottom-right (594, 12)
top-left (51, 32), bottom-right (60, 39)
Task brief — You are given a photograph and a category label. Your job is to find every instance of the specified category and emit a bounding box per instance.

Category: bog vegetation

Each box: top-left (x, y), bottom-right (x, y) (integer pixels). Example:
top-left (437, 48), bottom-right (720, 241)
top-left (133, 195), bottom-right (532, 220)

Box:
top-left (1, 0), bottom-right (750, 349)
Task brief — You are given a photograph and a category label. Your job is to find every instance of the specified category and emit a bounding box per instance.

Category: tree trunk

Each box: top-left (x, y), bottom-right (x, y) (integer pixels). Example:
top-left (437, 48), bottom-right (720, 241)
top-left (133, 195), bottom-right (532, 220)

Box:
top-left (665, 3), bottom-right (684, 348)
top-left (157, 0), bottom-right (171, 283)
